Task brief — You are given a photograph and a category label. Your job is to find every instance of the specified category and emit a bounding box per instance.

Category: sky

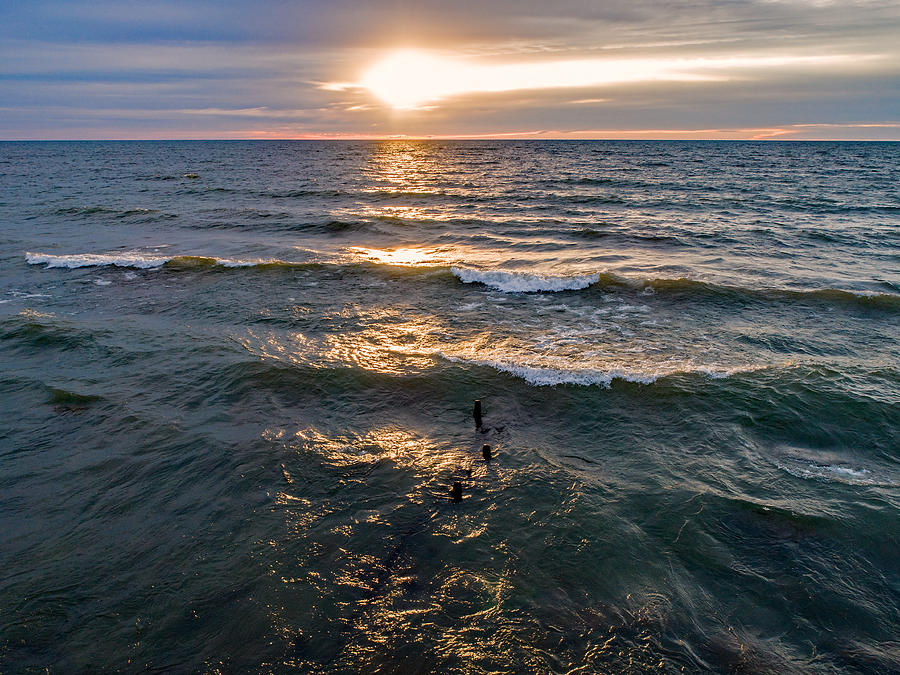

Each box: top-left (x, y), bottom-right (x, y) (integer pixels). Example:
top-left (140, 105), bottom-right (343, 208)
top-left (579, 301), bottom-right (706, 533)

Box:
top-left (1, 0), bottom-right (899, 140)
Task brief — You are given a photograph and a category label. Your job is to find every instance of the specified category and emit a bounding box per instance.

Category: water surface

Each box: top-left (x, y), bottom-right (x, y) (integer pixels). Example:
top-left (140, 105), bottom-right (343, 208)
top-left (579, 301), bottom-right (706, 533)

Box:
top-left (1, 141), bottom-right (898, 672)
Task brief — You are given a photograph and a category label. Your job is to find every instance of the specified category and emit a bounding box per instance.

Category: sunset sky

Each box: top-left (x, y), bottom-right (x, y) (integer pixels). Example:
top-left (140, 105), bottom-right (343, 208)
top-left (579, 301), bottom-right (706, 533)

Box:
top-left (2, 0), bottom-right (899, 140)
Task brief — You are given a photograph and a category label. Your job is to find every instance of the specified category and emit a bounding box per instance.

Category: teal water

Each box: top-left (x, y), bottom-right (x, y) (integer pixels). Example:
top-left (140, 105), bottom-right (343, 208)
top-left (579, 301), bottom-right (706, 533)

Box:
top-left (1, 141), bottom-right (898, 672)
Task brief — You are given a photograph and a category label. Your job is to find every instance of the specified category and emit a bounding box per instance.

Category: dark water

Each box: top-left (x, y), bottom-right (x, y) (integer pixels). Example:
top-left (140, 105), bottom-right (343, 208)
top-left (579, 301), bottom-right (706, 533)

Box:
top-left (1, 141), bottom-right (898, 673)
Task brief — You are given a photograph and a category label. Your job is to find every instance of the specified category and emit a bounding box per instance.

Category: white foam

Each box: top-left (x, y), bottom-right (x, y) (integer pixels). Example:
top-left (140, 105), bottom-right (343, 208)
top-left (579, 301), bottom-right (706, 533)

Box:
top-left (26, 252), bottom-right (271, 270)
top-left (823, 465), bottom-right (869, 477)
top-left (218, 259), bottom-right (264, 268)
top-left (847, 289), bottom-right (891, 298)
top-left (777, 461), bottom-right (889, 486)
top-left (451, 266), bottom-right (599, 293)
top-left (1, 291), bottom-right (51, 303)
top-left (94, 279), bottom-right (112, 286)
top-left (438, 351), bottom-right (764, 387)
top-left (27, 252), bottom-right (169, 269)
top-left (438, 353), bottom-right (661, 386)
top-left (696, 364), bottom-right (769, 379)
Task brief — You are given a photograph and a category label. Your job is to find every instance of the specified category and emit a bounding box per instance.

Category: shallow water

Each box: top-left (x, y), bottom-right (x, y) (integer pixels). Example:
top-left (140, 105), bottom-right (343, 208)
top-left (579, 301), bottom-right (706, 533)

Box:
top-left (1, 140), bottom-right (898, 673)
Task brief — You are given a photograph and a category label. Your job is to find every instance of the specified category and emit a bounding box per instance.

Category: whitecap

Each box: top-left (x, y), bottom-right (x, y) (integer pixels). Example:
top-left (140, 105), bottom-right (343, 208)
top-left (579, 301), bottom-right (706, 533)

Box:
top-left (695, 364), bottom-right (769, 379)
top-left (218, 259), bottom-right (265, 268)
top-left (27, 252), bottom-right (169, 269)
top-left (451, 266), bottom-right (599, 293)
top-left (777, 460), bottom-right (891, 486)
top-left (26, 251), bottom-right (275, 270)
top-left (437, 353), bottom-right (660, 386)
top-left (438, 352), bottom-right (766, 387)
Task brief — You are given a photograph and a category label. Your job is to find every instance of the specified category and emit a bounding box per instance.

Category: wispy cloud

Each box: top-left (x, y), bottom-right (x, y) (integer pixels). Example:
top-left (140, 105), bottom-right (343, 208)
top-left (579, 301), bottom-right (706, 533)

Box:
top-left (174, 107), bottom-right (324, 118)
top-left (337, 49), bottom-right (875, 109)
top-left (1, 0), bottom-right (898, 138)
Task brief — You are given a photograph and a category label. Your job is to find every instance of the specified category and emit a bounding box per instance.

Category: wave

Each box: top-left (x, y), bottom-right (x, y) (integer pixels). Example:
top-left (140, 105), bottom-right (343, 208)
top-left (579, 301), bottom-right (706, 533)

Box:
top-left (23, 252), bottom-right (900, 311)
top-left (776, 459), bottom-right (895, 487)
top-left (436, 352), bottom-right (766, 387)
top-left (571, 228), bottom-right (691, 246)
top-left (24, 252), bottom-right (316, 271)
top-left (27, 252), bottom-right (171, 269)
top-left (197, 207), bottom-right (292, 221)
top-left (642, 277), bottom-right (900, 310)
top-left (54, 206), bottom-right (177, 220)
top-left (48, 387), bottom-right (103, 408)
top-left (451, 267), bottom-right (600, 292)
top-left (0, 309), bottom-right (110, 353)
top-left (450, 265), bottom-right (900, 307)
top-left (219, 350), bottom-right (762, 405)
top-left (176, 185), bottom-right (474, 203)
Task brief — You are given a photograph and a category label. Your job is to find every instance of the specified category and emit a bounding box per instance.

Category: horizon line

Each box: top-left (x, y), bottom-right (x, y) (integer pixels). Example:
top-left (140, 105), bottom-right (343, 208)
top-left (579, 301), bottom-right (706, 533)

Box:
top-left (3, 137), bottom-right (900, 142)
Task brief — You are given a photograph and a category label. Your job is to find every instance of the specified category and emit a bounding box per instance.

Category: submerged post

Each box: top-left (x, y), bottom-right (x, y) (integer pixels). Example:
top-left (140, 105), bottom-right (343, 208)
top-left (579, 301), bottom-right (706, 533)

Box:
top-left (473, 399), bottom-right (482, 429)
top-left (450, 481), bottom-right (463, 503)
top-left (482, 444), bottom-right (492, 462)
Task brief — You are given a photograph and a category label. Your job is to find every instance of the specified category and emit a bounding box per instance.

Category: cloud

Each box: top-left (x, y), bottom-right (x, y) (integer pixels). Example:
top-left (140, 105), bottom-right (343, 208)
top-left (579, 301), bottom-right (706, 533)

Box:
top-left (343, 49), bottom-right (873, 109)
top-left (0, 0), bottom-right (898, 138)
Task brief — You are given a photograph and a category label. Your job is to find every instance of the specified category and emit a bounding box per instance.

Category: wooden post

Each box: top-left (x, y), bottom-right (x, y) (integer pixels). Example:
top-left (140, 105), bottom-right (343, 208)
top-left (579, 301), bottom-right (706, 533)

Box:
top-left (450, 481), bottom-right (463, 503)
top-left (482, 444), bottom-right (492, 461)
top-left (473, 399), bottom-right (482, 429)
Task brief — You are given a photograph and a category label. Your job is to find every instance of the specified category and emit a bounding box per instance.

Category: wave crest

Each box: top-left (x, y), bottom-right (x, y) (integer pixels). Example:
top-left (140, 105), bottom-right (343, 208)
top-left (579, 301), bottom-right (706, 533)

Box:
top-left (27, 252), bottom-right (171, 269)
top-left (451, 266), bottom-right (600, 293)
top-left (24, 252), bottom-right (900, 311)
top-left (25, 252), bottom-right (293, 270)
top-left (438, 352), bottom-right (764, 387)
top-left (776, 459), bottom-right (894, 487)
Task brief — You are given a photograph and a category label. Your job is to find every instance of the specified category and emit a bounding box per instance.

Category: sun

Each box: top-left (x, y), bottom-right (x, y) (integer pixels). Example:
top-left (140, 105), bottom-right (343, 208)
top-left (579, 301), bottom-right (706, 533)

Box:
top-left (359, 50), bottom-right (462, 109)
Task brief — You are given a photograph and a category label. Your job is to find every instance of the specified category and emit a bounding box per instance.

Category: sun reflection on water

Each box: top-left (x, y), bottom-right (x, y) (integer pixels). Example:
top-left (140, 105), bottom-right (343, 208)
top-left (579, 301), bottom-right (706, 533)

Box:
top-left (240, 305), bottom-right (452, 377)
top-left (348, 246), bottom-right (447, 267)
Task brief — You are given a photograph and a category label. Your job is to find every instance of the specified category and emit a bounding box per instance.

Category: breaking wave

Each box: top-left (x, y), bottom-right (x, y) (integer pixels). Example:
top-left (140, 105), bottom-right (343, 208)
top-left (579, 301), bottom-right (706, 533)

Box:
top-left (451, 267), bottom-right (600, 293)
top-left (25, 252), bottom-right (304, 271)
top-left (436, 352), bottom-right (768, 387)
top-left (776, 459), bottom-right (895, 487)
top-left (23, 252), bottom-right (900, 311)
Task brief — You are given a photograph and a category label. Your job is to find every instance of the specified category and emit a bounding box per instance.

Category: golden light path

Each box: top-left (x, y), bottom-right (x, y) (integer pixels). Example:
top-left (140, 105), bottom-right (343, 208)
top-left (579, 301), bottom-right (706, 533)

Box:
top-left (354, 49), bottom-right (856, 109)
top-left (348, 246), bottom-right (444, 266)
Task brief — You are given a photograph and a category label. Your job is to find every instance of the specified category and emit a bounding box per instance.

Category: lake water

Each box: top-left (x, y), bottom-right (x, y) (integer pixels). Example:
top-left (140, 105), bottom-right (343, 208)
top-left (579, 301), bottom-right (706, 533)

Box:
top-left (1, 140), bottom-right (898, 672)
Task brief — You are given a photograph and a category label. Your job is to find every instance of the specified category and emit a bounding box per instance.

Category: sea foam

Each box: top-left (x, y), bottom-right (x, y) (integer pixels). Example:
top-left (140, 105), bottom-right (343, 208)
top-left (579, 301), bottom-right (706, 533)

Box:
top-left (26, 252), bottom-right (270, 270)
top-left (776, 460), bottom-right (890, 486)
top-left (27, 252), bottom-right (170, 269)
top-left (451, 266), bottom-right (599, 293)
top-left (437, 352), bottom-right (759, 387)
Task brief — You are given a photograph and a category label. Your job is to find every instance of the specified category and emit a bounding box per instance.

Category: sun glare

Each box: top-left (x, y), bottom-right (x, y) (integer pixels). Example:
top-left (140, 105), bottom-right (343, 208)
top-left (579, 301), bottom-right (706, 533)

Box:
top-left (349, 246), bottom-right (443, 266)
top-left (355, 50), bottom-right (855, 110)
top-left (359, 50), bottom-right (458, 109)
